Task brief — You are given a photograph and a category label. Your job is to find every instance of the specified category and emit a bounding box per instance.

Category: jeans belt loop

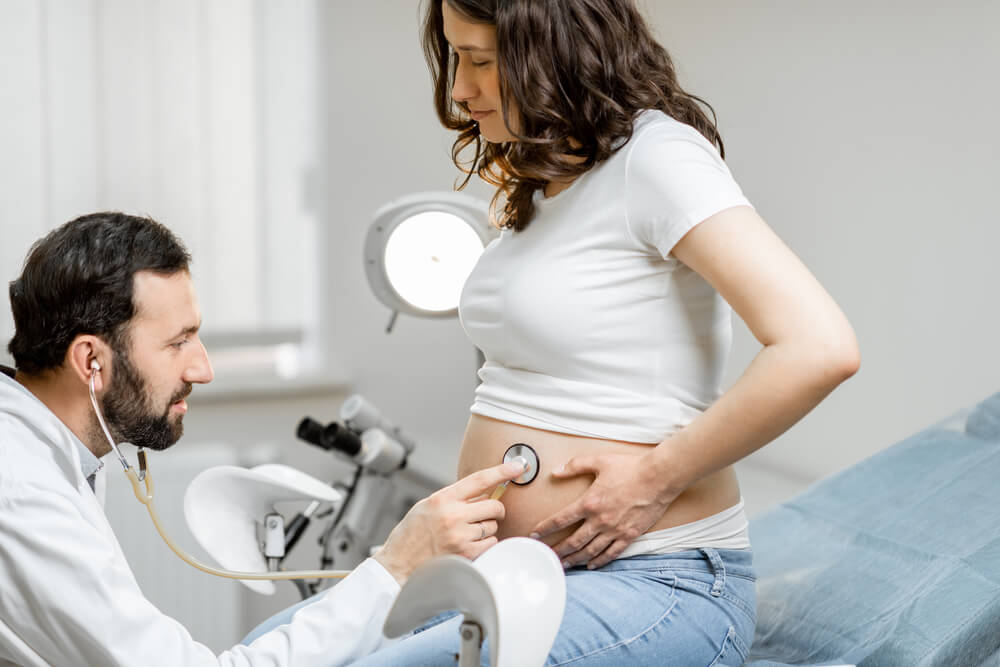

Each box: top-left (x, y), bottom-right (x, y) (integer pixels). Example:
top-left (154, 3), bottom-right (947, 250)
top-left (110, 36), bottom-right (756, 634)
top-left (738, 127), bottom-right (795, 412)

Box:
top-left (700, 547), bottom-right (726, 597)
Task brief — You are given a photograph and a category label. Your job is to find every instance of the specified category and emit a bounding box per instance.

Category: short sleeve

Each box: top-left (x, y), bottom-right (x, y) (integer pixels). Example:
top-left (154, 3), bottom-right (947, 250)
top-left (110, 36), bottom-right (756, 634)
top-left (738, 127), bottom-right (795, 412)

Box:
top-left (625, 118), bottom-right (752, 258)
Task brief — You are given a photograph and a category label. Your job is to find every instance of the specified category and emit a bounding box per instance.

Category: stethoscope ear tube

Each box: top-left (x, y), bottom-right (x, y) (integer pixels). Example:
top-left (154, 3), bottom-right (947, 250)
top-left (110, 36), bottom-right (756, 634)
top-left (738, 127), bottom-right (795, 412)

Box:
top-left (502, 443), bottom-right (539, 485)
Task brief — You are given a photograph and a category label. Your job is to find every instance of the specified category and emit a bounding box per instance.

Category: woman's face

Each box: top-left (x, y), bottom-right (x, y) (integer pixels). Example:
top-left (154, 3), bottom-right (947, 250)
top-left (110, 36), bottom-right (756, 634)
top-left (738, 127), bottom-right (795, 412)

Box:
top-left (441, 1), bottom-right (517, 143)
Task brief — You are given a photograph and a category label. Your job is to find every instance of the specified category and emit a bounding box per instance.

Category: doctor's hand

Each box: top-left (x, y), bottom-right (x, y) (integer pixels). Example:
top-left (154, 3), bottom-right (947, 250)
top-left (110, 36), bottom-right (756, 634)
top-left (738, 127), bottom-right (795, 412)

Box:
top-left (373, 459), bottom-right (526, 585)
top-left (529, 452), bottom-right (678, 570)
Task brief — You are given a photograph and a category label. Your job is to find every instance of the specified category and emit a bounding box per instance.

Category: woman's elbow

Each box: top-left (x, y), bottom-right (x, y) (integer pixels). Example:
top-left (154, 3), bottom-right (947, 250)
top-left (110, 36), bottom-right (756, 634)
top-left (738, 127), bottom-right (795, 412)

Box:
top-left (816, 328), bottom-right (861, 387)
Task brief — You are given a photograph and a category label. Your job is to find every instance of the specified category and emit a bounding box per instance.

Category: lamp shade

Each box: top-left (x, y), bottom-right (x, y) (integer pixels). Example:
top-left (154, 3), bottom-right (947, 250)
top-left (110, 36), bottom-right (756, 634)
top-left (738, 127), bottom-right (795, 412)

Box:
top-left (365, 191), bottom-right (494, 318)
top-left (183, 464), bottom-right (342, 595)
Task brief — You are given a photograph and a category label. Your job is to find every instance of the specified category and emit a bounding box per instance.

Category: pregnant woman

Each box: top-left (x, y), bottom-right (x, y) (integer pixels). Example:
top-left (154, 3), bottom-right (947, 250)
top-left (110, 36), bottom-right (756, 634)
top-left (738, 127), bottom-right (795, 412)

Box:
top-left (356, 0), bottom-right (860, 664)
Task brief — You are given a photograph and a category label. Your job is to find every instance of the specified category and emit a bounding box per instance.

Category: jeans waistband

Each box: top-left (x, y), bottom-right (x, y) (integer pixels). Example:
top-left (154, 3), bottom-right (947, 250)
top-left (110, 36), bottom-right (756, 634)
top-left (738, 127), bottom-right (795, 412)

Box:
top-left (586, 547), bottom-right (755, 585)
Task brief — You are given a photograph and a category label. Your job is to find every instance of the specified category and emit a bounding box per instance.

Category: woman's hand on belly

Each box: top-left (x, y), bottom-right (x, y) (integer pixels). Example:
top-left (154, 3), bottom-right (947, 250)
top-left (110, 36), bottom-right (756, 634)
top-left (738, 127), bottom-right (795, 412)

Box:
top-left (530, 451), bottom-right (678, 570)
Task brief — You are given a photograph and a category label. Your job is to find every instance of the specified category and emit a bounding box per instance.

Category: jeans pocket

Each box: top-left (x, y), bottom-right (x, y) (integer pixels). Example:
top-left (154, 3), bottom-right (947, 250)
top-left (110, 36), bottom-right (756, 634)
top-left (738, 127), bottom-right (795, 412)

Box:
top-left (708, 625), bottom-right (749, 667)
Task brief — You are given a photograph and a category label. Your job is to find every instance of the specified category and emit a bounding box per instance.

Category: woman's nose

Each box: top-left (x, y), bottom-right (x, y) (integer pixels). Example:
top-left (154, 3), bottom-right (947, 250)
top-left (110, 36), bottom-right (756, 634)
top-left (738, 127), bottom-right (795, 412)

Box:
top-left (452, 64), bottom-right (476, 103)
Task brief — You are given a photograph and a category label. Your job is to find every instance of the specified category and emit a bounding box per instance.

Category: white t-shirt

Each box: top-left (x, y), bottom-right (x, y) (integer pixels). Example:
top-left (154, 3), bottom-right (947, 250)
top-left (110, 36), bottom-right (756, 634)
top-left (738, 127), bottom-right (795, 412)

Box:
top-left (460, 109), bottom-right (753, 444)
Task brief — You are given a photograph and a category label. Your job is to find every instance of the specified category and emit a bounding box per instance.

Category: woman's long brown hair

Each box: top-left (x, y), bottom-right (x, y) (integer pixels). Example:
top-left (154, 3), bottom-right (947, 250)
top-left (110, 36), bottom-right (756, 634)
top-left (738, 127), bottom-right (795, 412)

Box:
top-left (423, 0), bottom-right (725, 231)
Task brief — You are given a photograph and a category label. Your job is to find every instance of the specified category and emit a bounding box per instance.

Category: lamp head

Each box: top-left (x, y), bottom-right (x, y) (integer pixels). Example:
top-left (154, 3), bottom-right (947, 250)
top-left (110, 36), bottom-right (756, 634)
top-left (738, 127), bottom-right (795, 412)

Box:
top-left (364, 192), bottom-right (494, 320)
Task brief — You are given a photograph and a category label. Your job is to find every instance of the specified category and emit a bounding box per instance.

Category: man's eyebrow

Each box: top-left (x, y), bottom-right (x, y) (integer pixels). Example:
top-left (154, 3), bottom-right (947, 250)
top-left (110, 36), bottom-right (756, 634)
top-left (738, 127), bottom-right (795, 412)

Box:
top-left (170, 322), bottom-right (201, 339)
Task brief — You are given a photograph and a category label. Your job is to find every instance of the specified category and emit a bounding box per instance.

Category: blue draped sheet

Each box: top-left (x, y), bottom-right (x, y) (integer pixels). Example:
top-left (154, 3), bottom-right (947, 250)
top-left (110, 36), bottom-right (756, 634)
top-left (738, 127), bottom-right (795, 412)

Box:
top-left (746, 393), bottom-right (1000, 667)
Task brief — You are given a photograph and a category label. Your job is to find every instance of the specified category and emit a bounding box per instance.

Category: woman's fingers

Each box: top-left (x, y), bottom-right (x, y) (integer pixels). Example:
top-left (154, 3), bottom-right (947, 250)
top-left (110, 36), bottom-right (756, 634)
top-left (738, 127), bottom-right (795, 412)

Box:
top-left (562, 532), bottom-right (615, 568)
top-left (530, 500), bottom-right (586, 540)
top-left (548, 520), bottom-right (601, 560)
top-left (587, 539), bottom-right (632, 570)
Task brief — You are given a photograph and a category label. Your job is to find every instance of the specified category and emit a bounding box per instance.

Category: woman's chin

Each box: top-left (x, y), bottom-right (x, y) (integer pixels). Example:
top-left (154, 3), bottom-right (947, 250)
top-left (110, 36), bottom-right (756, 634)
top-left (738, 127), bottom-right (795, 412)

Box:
top-left (478, 124), bottom-right (515, 144)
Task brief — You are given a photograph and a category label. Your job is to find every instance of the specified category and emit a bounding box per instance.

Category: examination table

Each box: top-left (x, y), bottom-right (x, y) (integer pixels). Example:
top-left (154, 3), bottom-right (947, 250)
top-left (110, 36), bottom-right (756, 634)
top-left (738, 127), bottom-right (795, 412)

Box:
top-left (746, 391), bottom-right (1000, 666)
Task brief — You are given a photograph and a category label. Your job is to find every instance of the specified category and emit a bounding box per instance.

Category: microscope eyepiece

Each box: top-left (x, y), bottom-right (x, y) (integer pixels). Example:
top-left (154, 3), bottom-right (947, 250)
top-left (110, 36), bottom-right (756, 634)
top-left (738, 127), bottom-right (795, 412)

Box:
top-left (296, 417), bottom-right (325, 448)
top-left (296, 417), bottom-right (363, 458)
top-left (321, 422), bottom-right (363, 457)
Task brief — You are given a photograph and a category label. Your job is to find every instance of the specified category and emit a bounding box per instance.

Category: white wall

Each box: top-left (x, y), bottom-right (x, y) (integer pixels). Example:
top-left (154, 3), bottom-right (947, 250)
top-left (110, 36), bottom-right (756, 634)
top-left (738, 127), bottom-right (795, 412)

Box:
top-left (317, 0), bottom-right (1000, 487)
top-left (316, 2), bottom-right (497, 484)
top-left (0, 0), bottom-right (320, 357)
top-left (641, 0), bottom-right (1000, 479)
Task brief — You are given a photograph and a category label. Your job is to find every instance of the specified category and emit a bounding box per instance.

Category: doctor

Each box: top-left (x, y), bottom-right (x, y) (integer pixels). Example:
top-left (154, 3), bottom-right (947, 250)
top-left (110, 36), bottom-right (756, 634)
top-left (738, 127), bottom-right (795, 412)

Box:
top-left (0, 212), bottom-right (520, 666)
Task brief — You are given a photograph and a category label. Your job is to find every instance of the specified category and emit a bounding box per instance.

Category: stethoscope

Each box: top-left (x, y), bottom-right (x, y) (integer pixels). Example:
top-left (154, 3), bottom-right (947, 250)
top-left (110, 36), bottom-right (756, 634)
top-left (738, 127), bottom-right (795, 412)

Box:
top-left (88, 360), bottom-right (146, 481)
top-left (89, 358), bottom-right (541, 581)
top-left (490, 443), bottom-right (539, 500)
top-left (88, 360), bottom-right (353, 582)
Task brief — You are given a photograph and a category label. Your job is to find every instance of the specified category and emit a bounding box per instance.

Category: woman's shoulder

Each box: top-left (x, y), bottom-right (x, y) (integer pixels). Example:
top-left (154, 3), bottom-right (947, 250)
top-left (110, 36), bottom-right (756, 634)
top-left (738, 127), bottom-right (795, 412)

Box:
top-left (625, 109), bottom-right (726, 169)
top-left (631, 109), bottom-right (707, 143)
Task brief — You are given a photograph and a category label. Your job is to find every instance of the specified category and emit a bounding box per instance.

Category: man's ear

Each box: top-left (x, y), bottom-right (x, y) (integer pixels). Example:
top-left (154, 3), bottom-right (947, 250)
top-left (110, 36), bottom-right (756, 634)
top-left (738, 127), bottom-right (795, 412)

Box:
top-left (66, 335), bottom-right (110, 392)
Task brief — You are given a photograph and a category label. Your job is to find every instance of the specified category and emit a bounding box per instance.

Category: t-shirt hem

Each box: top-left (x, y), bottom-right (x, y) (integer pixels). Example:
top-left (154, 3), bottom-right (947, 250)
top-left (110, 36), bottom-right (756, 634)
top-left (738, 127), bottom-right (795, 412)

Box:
top-left (470, 399), bottom-right (669, 444)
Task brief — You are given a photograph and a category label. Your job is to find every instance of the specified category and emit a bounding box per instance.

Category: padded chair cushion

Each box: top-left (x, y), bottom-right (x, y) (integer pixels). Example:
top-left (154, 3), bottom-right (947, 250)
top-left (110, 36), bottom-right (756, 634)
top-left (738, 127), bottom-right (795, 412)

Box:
top-left (746, 392), bottom-right (1000, 667)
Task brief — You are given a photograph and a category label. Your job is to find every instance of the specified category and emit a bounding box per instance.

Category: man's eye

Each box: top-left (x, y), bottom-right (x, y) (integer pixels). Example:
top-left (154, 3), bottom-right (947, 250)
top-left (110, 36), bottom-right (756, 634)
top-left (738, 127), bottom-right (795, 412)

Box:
top-left (171, 339), bottom-right (189, 349)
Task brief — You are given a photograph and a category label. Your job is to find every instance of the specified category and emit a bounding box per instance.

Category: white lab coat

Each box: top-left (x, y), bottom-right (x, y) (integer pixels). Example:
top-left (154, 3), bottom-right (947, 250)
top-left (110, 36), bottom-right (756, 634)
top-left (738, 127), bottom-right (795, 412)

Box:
top-left (0, 371), bottom-right (400, 666)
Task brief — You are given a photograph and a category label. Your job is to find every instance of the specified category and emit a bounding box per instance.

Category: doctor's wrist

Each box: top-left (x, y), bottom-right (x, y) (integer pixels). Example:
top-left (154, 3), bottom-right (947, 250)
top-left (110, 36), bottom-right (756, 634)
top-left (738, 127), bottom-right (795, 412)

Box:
top-left (372, 547), bottom-right (411, 586)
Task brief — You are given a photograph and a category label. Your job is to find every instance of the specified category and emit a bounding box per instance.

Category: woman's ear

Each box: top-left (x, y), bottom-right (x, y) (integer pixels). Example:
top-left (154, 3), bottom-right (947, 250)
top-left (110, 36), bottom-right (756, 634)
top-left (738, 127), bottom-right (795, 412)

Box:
top-left (66, 335), bottom-right (108, 392)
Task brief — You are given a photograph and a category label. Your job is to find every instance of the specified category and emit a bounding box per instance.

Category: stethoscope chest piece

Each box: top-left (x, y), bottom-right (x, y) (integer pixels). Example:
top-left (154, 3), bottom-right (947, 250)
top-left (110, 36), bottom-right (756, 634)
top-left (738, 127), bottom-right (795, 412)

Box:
top-left (503, 443), bottom-right (539, 485)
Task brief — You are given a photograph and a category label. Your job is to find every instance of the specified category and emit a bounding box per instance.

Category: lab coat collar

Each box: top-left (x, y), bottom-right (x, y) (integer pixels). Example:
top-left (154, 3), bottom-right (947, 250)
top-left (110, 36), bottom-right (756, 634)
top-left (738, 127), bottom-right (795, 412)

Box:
top-left (0, 366), bottom-right (103, 489)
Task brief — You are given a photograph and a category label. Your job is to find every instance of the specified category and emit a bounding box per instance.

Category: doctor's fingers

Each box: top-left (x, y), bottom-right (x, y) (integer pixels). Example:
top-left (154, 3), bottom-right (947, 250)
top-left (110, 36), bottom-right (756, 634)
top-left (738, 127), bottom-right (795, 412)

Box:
top-left (460, 498), bottom-right (506, 524)
top-left (446, 460), bottom-right (527, 501)
top-left (469, 519), bottom-right (499, 541)
top-left (463, 535), bottom-right (498, 560)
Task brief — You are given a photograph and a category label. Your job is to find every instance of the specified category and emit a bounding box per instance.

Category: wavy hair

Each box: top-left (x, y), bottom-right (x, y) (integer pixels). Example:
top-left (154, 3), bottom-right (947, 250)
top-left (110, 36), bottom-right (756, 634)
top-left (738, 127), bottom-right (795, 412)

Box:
top-left (423, 0), bottom-right (724, 231)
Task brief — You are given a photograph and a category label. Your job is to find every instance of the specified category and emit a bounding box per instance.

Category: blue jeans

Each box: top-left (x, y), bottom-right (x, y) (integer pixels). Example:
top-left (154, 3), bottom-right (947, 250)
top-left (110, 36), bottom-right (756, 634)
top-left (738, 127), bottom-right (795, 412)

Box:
top-left (247, 548), bottom-right (756, 666)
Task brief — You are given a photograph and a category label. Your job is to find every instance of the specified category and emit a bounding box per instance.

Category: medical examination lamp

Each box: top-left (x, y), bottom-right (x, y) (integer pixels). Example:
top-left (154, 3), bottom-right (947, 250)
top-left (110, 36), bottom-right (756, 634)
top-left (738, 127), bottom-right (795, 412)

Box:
top-left (364, 192), bottom-right (494, 332)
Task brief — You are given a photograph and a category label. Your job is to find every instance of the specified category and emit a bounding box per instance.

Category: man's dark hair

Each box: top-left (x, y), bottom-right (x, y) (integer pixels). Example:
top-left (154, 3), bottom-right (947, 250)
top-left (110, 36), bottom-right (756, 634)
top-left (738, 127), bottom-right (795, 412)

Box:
top-left (7, 212), bottom-right (191, 375)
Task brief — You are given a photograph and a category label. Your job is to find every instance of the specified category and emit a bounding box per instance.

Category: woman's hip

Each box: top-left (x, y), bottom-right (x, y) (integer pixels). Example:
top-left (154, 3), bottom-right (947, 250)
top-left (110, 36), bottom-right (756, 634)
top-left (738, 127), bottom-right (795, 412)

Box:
top-left (551, 547), bottom-right (757, 665)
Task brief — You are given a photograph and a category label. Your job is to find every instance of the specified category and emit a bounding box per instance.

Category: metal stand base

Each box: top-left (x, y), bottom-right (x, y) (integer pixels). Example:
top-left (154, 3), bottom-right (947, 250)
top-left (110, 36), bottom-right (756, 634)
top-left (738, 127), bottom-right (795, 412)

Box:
top-left (458, 620), bottom-right (484, 667)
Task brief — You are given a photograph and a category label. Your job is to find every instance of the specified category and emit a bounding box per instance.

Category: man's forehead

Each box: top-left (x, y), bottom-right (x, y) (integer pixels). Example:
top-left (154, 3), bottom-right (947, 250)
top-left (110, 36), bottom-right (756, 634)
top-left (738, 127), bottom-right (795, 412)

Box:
top-left (131, 270), bottom-right (199, 323)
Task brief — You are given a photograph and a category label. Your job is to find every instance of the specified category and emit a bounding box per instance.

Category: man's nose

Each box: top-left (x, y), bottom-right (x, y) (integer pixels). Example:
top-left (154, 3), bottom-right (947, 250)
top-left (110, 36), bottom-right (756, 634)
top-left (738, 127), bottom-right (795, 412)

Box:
top-left (184, 339), bottom-right (214, 384)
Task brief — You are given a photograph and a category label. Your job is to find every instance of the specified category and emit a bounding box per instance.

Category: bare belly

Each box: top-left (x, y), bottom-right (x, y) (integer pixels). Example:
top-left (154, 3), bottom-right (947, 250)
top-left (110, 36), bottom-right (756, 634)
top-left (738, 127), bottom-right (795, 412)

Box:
top-left (457, 414), bottom-right (742, 548)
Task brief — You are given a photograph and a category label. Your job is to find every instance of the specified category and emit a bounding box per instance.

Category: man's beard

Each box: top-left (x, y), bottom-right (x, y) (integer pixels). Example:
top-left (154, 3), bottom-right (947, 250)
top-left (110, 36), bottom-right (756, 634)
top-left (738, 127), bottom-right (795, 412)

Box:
top-left (99, 350), bottom-right (191, 452)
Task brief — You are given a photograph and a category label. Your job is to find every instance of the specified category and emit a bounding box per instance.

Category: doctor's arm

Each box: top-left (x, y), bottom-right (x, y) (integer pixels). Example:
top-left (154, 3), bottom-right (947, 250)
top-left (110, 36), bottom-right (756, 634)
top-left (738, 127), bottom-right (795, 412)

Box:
top-left (531, 205), bottom-right (860, 568)
top-left (0, 462), bottom-right (522, 667)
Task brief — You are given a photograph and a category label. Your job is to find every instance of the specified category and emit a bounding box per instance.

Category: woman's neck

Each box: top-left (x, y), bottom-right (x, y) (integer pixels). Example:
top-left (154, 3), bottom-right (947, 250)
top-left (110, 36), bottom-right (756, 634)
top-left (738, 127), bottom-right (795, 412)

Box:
top-left (543, 179), bottom-right (575, 198)
top-left (542, 138), bottom-right (588, 198)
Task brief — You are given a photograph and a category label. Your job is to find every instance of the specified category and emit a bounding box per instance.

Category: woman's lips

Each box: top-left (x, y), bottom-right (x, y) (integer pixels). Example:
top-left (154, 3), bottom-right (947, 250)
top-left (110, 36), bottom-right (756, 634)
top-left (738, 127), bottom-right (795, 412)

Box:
top-left (470, 110), bottom-right (494, 121)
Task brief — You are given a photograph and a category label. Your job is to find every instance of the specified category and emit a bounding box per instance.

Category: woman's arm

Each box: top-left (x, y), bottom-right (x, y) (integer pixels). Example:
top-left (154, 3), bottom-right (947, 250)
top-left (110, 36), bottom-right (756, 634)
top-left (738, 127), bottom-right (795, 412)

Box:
top-left (645, 204), bottom-right (860, 492)
top-left (531, 205), bottom-right (860, 568)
